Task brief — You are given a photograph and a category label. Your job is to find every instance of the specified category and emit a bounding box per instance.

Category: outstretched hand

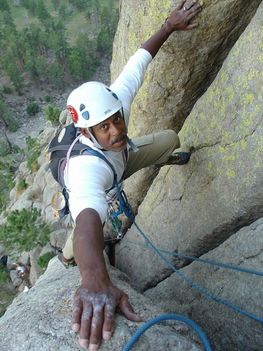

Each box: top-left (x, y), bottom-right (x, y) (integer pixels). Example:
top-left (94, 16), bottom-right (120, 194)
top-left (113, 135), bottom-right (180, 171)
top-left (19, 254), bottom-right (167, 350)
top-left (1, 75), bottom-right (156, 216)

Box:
top-left (165, 0), bottom-right (202, 33)
top-left (72, 284), bottom-right (141, 350)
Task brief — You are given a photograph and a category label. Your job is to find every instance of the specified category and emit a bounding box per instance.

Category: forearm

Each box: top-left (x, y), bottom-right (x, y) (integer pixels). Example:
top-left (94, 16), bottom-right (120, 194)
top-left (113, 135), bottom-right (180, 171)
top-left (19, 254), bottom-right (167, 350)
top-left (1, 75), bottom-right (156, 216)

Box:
top-left (141, 22), bottom-right (172, 58)
top-left (73, 208), bottom-right (110, 289)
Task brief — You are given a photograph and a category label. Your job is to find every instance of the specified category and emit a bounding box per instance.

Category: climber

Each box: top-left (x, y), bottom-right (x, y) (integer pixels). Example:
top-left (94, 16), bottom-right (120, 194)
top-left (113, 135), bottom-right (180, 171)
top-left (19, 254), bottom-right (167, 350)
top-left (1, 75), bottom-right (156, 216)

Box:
top-left (60, 1), bottom-right (202, 350)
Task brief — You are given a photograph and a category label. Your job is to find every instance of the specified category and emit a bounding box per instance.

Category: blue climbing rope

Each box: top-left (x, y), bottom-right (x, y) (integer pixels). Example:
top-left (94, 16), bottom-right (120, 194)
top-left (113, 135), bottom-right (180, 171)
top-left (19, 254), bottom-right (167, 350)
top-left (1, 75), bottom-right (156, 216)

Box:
top-left (123, 238), bottom-right (263, 277)
top-left (122, 313), bottom-right (212, 351)
top-left (114, 183), bottom-right (263, 324)
top-left (111, 168), bottom-right (263, 351)
top-left (160, 248), bottom-right (263, 277)
top-left (133, 221), bottom-right (263, 325)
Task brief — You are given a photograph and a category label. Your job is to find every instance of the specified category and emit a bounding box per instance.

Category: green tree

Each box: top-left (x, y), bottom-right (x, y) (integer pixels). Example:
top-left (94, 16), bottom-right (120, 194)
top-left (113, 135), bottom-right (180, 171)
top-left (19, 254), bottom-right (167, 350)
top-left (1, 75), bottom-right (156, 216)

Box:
top-left (45, 105), bottom-right (61, 125)
top-left (0, 208), bottom-right (50, 252)
top-left (51, 0), bottom-right (61, 8)
top-left (0, 156), bottom-right (18, 212)
top-left (97, 6), bottom-right (118, 55)
top-left (21, 0), bottom-right (36, 16)
top-left (0, 0), bottom-right (10, 12)
top-left (26, 102), bottom-right (40, 116)
top-left (68, 0), bottom-right (87, 11)
top-left (46, 63), bottom-right (65, 88)
top-left (35, 0), bottom-right (50, 22)
top-left (48, 21), bottom-right (68, 64)
top-left (68, 33), bottom-right (97, 81)
top-left (0, 98), bottom-right (19, 132)
top-left (25, 136), bottom-right (41, 172)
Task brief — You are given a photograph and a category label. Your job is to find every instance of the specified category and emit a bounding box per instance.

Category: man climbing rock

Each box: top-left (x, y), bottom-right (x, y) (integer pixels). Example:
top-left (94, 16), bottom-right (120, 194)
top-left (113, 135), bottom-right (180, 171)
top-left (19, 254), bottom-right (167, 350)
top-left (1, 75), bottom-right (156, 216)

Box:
top-left (59, 1), bottom-right (202, 349)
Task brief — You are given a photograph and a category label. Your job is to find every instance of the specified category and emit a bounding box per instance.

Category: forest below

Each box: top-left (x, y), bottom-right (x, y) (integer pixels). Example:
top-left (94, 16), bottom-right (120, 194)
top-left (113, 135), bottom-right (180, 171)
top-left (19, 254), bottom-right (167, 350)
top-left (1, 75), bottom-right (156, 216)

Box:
top-left (0, 0), bottom-right (119, 213)
top-left (0, 0), bottom-right (118, 92)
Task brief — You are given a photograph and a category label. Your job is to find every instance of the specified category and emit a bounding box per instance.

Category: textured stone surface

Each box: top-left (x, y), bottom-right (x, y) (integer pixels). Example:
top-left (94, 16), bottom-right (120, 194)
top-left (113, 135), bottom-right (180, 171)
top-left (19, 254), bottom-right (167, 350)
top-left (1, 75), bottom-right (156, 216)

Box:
top-left (145, 218), bottom-right (263, 351)
top-left (0, 257), bottom-right (201, 351)
top-left (113, 0), bottom-right (262, 213)
top-left (112, 0), bottom-right (261, 136)
top-left (115, 2), bottom-right (263, 289)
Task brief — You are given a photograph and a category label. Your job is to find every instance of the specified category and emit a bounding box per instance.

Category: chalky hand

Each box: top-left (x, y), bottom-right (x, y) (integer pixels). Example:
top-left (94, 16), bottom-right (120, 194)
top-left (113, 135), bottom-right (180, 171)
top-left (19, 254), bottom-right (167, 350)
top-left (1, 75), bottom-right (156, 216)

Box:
top-left (72, 285), bottom-right (141, 350)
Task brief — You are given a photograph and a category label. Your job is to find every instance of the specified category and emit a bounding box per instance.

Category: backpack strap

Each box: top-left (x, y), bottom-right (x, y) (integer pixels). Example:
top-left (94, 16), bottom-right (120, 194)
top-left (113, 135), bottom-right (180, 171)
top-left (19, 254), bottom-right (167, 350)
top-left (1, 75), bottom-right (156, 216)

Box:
top-left (81, 146), bottom-right (118, 191)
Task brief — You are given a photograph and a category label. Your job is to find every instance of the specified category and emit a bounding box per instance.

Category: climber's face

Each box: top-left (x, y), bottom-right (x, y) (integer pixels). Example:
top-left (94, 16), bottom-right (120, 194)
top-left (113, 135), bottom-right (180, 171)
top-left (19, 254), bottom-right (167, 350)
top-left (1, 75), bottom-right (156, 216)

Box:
top-left (91, 111), bottom-right (127, 152)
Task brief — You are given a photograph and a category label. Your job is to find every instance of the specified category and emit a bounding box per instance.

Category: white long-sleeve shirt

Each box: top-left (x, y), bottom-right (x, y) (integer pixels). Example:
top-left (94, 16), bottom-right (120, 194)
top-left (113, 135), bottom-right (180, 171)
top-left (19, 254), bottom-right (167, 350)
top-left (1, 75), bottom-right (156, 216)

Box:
top-left (64, 48), bottom-right (152, 223)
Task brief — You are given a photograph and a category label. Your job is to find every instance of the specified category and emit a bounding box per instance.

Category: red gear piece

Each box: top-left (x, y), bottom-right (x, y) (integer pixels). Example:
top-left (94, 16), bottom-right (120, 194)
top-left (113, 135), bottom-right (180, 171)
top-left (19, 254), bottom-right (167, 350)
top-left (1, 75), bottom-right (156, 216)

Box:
top-left (67, 105), bottom-right (78, 124)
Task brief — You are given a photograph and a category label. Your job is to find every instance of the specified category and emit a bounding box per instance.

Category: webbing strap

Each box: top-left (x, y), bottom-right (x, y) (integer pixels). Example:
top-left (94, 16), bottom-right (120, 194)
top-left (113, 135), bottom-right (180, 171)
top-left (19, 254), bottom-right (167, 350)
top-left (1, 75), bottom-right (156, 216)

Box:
top-left (81, 146), bottom-right (118, 184)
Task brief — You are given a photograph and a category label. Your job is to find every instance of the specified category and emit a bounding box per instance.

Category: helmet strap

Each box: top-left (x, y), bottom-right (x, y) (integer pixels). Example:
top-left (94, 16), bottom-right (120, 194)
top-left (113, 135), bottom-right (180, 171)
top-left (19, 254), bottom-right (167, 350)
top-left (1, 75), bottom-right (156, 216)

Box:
top-left (88, 127), bottom-right (104, 149)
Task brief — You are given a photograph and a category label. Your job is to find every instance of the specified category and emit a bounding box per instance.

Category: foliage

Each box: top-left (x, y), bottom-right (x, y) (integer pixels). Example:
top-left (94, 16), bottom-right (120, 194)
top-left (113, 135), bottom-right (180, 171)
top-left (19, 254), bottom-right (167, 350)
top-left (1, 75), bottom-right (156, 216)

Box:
top-left (0, 0), bottom-right (10, 12)
top-left (45, 105), bottom-right (61, 125)
top-left (44, 95), bottom-right (52, 103)
top-left (68, 36), bottom-right (98, 81)
top-left (68, 0), bottom-right (88, 11)
top-left (2, 86), bottom-right (12, 94)
top-left (25, 136), bottom-right (41, 172)
top-left (97, 5), bottom-right (119, 56)
top-left (0, 208), bottom-right (50, 252)
top-left (26, 102), bottom-right (40, 116)
top-left (37, 252), bottom-right (55, 269)
top-left (0, 1), bottom-right (119, 92)
top-left (17, 178), bottom-right (28, 193)
top-left (0, 155), bottom-right (19, 212)
top-left (0, 264), bottom-right (9, 284)
top-left (0, 98), bottom-right (19, 132)
top-left (46, 63), bottom-right (65, 89)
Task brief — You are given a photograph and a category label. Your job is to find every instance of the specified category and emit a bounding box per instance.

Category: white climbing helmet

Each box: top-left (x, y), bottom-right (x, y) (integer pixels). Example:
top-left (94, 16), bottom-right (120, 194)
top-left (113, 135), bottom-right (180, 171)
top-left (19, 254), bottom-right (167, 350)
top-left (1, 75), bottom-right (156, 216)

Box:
top-left (67, 81), bottom-right (123, 128)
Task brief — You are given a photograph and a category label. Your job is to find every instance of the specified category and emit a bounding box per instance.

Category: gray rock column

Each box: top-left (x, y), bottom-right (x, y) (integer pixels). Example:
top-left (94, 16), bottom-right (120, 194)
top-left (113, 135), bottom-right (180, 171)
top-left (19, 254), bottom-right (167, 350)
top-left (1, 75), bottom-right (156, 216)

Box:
top-left (116, 1), bottom-right (263, 289)
top-left (112, 0), bottom-right (262, 211)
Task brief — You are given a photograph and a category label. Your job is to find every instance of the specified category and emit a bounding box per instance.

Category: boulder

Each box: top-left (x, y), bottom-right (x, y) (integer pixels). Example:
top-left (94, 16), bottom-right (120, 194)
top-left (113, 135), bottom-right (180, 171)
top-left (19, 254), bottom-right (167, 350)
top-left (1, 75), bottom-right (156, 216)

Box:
top-left (9, 270), bottom-right (22, 288)
top-left (115, 2), bottom-right (263, 289)
top-left (145, 218), bottom-right (263, 351)
top-left (50, 228), bottom-right (70, 251)
top-left (0, 257), bottom-right (202, 351)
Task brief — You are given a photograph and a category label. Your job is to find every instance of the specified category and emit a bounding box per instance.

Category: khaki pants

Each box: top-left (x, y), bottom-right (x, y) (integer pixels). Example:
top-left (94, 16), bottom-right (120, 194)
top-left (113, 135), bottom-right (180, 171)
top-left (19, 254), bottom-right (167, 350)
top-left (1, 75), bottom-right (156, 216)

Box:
top-left (63, 129), bottom-right (179, 259)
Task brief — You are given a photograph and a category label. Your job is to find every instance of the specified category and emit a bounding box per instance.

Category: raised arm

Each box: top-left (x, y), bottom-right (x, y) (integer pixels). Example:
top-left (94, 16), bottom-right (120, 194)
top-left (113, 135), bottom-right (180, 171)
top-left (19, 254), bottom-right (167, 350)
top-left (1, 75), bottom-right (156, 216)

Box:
top-left (142, 0), bottom-right (202, 58)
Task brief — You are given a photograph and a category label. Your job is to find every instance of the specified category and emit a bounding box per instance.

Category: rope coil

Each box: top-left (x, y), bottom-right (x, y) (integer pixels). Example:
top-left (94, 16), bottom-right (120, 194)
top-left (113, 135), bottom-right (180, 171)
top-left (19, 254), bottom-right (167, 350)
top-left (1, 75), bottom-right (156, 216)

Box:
top-left (122, 313), bottom-right (212, 351)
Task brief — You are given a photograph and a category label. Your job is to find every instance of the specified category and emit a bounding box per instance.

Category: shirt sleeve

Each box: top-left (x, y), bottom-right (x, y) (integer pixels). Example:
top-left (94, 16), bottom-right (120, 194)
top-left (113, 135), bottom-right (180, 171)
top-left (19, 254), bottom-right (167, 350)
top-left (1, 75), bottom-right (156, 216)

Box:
top-left (64, 155), bottom-right (114, 223)
top-left (110, 48), bottom-right (152, 124)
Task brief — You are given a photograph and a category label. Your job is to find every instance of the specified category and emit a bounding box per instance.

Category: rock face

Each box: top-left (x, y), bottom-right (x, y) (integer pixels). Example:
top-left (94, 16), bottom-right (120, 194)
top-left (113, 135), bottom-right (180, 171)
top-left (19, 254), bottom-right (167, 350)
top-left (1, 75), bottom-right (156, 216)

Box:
top-left (112, 0), bottom-right (261, 136)
top-left (0, 257), bottom-right (202, 351)
top-left (116, 0), bottom-right (263, 289)
top-left (145, 218), bottom-right (263, 351)
top-left (112, 0), bottom-right (262, 212)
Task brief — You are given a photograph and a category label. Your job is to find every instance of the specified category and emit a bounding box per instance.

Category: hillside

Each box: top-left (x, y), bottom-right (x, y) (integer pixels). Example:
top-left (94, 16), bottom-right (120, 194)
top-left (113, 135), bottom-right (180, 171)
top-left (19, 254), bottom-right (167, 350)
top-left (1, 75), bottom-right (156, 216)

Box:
top-left (0, 0), bottom-right (118, 214)
top-left (0, 0), bottom-right (119, 135)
